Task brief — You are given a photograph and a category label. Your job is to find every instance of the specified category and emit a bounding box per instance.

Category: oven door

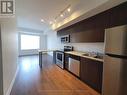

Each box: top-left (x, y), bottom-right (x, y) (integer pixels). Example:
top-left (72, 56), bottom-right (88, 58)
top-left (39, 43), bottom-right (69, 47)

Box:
top-left (56, 52), bottom-right (64, 69)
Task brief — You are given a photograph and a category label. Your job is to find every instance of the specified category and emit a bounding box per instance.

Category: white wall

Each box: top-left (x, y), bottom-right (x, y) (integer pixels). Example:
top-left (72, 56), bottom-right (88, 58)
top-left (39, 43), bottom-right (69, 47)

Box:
top-left (47, 30), bottom-right (104, 56)
top-left (0, 18), bottom-right (18, 95)
top-left (18, 31), bottom-right (47, 56)
top-left (47, 31), bottom-right (62, 50)
top-left (0, 25), bottom-right (3, 95)
top-left (47, 31), bottom-right (63, 55)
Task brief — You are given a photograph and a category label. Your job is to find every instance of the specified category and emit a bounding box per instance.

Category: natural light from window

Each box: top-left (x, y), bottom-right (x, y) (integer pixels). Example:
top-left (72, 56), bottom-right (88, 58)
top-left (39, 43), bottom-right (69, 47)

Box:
top-left (21, 34), bottom-right (40, 50)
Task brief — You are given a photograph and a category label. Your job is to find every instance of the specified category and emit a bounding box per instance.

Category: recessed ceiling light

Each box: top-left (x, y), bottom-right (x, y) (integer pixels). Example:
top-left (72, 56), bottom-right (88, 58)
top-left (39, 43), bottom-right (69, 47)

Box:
top-left (49, 21), bottom-right (53, 24)
top-left (41, 19), bottom-right (44, 22)
top-left (67, 8), bottom-right (71, 12)
top-left (60, 14), bottom-right (63, 17)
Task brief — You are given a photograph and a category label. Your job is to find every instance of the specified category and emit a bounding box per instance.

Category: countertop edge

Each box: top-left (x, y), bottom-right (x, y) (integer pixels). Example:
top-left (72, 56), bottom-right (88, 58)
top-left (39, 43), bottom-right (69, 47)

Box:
top-left (65, 51), bottom-right (104, 63)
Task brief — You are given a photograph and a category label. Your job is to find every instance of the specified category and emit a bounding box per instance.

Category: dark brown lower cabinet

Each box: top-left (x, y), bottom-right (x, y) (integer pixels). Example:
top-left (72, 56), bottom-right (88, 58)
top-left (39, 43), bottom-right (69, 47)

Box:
top-left (80, 57), bottom-right (103, 93)
top-left (64, 53), bottom-right (69, 70)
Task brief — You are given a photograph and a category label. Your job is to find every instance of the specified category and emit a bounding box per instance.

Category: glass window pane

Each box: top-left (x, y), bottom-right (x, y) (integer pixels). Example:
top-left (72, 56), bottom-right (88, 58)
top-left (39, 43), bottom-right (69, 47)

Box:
top-left (21, 34), bottom-right (40, 50)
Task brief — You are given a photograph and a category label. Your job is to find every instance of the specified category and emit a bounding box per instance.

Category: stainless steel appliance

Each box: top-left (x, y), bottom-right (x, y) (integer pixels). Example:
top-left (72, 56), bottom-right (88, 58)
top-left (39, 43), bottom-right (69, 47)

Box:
top-left (68, 57), bottom-right (80, 77)
top-left (56, 51), bottom-right (64, 68)
top-left (103, 25), bottom-right (127, 95)
top-left (60, 35), bottom-right (70, 43)
top-left (56, 46), bottom-right (73, 69)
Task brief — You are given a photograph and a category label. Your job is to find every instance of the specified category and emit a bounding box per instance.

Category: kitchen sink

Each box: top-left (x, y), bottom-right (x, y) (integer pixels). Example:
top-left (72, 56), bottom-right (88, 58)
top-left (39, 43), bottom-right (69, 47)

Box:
top-left (94, 55), bottom-right (103, 59)
top-left (82, 53), bottom-right (90, 56)
top-left (82, 52), bottom-right (103, 59)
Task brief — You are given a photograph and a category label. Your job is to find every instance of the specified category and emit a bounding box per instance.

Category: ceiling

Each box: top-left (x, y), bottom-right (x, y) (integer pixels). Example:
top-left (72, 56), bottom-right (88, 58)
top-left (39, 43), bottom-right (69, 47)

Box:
top-left (16, 0), bottom-right (77, 32)
top-left (16, 0), bottom-right (126, 33)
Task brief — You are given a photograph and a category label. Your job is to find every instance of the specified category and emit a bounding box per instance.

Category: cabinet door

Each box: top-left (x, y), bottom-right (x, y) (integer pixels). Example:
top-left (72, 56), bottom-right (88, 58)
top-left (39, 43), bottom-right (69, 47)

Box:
top-left (109, 2), bottom-right (127, 28)
top-left (80, 57), bottom-right (103, 93)
top-left (70, 16), bottom-right (104, 43)
top-left (64, 53), bottom-right (69, 70)
top-left (80, 57), bottom-right (87, 82)
top-left (53, 51), bottom-right (56, 64)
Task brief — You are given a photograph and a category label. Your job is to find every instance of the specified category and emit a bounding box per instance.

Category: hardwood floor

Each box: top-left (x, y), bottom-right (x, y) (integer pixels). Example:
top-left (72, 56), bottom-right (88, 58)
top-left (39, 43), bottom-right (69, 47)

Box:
top-left (11, 55), bottom-right (100, 95)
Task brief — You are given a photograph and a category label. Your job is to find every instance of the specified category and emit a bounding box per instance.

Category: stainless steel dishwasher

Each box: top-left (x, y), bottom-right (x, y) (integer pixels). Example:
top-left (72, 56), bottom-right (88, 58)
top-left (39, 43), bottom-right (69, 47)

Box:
top-left (68, 55), bottom-right (80, 77)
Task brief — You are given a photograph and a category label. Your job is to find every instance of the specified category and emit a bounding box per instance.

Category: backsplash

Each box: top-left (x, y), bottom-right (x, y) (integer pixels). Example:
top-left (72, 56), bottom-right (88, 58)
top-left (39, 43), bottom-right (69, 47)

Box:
top-left (63, 43), bottom-right (104, 53)
top-left (47, 31), bottom-right (104, 55)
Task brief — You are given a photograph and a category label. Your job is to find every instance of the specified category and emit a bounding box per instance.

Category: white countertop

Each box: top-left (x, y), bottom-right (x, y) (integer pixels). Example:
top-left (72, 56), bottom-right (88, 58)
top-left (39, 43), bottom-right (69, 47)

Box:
top-left (38, 50), bottom-right (104, 62)
top-left (65, 51), bottom-right (104, 62)
top-left (38, 49), bottom-right (58, 53)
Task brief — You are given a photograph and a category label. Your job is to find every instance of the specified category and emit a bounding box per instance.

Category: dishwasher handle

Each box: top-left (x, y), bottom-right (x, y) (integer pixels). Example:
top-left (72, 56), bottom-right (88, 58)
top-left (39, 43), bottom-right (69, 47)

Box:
top-left (69, 54), bottom-right (80, 61)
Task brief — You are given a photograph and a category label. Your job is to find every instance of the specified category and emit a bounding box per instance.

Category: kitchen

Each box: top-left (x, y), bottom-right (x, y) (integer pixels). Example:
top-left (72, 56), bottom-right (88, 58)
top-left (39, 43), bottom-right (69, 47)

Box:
top-left (39, 1), bottom-right (127, 95)
top-left (0, 0), bottom-right (127, 95)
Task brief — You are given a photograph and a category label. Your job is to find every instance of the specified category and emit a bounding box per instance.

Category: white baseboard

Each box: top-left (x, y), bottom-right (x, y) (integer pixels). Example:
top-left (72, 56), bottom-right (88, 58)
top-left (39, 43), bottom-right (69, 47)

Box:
top-left (6, 66), bottom-right (19, 95)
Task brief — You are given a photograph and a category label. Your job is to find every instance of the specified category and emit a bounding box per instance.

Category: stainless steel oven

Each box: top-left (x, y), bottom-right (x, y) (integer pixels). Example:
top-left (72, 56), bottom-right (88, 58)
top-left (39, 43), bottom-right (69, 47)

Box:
top-left (56, 51), bottom-right (64, 69)
top-left (56, 46), bottom-right (73, 69)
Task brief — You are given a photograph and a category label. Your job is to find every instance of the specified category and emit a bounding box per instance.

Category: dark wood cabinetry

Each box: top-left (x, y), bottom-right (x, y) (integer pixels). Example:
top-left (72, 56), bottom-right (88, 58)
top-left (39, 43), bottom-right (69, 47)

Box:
top-left (58, 15), bottom-right (105, 42)
top-left (57, 2), bottom-right (127, 43)
top-left (109, 2), bottom-right (127, 28)
top-left (64, 53), bottom-right (69, 70)
top-left (80, 57), bottom-right (103, 93)
top-left (63, 53), bottom-right (103, 93)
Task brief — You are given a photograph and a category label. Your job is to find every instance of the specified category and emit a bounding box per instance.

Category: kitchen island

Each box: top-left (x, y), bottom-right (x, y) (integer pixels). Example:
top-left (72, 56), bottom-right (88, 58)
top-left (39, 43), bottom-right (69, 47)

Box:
top-left (38, 49), bottom-right (58, 68)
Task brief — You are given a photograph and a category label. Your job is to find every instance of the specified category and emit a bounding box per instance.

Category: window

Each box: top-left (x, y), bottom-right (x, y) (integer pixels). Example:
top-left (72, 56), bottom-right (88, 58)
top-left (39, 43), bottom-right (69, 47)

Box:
top-left (21, 34), bottom-right (40, 50)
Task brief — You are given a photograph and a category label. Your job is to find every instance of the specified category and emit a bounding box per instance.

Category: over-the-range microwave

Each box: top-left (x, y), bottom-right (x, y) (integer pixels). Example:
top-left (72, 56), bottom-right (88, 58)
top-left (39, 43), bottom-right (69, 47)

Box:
top-left (60, 35), bottom-right (70, 43)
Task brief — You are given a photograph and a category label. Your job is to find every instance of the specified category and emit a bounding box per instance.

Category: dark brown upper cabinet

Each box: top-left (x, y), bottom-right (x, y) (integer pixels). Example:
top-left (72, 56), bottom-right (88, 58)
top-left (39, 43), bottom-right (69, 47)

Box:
top-left (109, 2), bottom-right (127, 28)
top-left (57, 2), bottom-right (127, 43)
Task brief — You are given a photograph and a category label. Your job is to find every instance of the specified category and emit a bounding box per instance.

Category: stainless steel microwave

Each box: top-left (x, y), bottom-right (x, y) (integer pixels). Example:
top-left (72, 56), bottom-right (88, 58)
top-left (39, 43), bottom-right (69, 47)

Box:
top-left (60, 35), bottom-right (70, 43)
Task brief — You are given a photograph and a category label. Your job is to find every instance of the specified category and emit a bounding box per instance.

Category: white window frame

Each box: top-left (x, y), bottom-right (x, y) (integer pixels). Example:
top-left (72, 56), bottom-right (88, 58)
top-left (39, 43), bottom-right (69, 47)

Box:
top-left (20, 33), bottom-right (41, 50)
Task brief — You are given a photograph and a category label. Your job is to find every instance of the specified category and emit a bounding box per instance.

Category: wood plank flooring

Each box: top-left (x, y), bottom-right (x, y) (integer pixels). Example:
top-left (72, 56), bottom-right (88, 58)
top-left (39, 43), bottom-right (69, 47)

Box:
top-left (11, 55), bottom-right (100, 95)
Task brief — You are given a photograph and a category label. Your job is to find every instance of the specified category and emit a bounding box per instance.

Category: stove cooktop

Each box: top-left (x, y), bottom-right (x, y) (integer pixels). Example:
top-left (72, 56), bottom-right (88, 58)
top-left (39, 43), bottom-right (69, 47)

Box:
top-left (58, 46), bottom-right (73, 52)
